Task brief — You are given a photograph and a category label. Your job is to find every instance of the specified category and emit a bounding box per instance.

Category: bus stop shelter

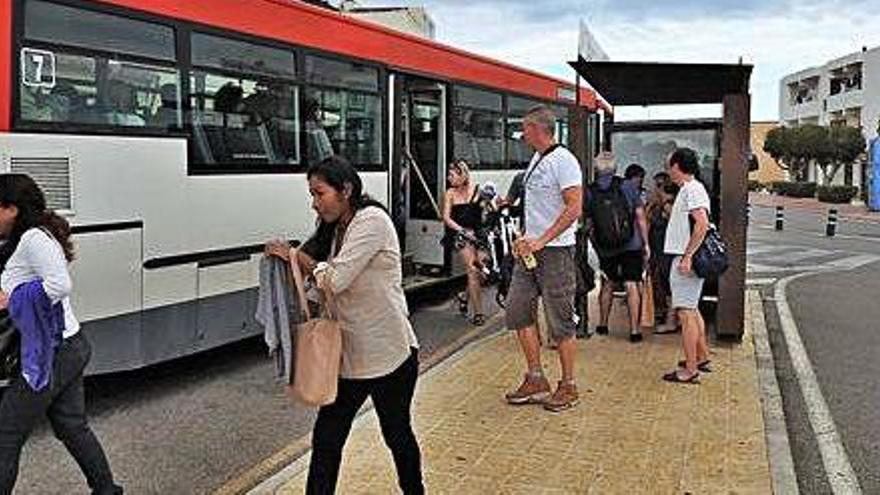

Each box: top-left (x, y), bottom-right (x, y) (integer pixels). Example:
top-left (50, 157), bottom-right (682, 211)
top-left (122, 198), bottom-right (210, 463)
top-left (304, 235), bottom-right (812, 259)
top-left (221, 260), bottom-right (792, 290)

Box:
top-left (570, 57), bottom-right (753, 340)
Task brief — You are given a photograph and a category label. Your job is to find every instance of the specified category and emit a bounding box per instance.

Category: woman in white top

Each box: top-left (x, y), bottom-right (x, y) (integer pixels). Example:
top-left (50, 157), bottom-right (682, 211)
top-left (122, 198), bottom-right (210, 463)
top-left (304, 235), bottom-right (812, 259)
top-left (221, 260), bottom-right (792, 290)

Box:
top-left (266, 156), bottom-right (423, 494)
top-left (0, 174), bottom-right (122, 494)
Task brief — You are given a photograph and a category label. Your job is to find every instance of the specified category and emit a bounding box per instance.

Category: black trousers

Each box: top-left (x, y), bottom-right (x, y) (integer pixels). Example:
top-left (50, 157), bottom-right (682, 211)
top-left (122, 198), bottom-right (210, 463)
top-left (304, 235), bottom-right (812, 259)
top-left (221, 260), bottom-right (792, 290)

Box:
top-left (307, 349), bottom-right (423, 495)
top-left (0, 333), bottom-right (121, 495)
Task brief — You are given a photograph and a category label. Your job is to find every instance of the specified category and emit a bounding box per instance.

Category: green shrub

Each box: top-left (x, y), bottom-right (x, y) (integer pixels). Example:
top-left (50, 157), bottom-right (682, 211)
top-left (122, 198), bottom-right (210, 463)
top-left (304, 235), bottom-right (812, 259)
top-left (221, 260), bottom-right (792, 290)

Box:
top-left (747, 180), bottom-right (763, 192)
top-left (772, 181), bottom-right (817, 198)
top-left (816, 185), bottom-right (858, 203)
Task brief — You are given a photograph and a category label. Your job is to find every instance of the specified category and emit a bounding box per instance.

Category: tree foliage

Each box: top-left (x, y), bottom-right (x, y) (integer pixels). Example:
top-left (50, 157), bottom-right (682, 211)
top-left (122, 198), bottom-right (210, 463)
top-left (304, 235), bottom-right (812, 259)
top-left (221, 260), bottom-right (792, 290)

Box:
top-left (763, 124), bottom-right (866, 185)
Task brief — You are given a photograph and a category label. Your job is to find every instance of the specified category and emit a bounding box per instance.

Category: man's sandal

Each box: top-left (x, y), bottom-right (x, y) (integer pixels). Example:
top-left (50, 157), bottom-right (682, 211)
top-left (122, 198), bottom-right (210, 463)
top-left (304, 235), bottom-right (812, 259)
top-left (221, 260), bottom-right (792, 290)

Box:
top-left (677, 360), bottom-right (712, 373)
top-left (662, 370), bottom-right (700, 384)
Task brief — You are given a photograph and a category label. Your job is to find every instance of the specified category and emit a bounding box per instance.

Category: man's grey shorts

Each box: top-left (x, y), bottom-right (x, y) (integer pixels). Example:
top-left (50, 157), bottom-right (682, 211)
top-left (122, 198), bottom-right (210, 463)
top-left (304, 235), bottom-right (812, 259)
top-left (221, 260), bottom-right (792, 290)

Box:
top-left (669, 255), bottom-right (705, 309)
top-left (505, 246), bottom-right (578, 341)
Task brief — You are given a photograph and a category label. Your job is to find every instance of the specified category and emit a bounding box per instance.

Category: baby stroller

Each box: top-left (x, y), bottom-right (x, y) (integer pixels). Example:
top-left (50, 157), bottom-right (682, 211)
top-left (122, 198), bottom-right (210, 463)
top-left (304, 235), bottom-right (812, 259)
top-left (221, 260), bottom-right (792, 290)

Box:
top-left (452, 183), bottom-right (518, 309)
top-left (478, 206), bottom-right (516, 307)
top-left (474, 183), bottom-right (518, 307)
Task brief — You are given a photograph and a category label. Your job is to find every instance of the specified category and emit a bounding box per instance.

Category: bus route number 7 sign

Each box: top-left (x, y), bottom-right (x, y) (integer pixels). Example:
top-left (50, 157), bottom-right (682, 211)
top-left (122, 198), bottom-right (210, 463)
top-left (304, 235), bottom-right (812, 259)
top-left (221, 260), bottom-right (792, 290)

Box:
top-left (21, 48), bottom-right (57, 89)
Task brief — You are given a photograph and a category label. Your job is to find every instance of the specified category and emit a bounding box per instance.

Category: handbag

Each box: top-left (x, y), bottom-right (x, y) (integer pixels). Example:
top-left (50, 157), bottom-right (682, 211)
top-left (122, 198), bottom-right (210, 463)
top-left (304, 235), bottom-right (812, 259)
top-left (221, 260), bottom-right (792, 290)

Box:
top-left (0, 309), bottom-right (20, 388)
top-left (692, 226), bottom-right (729, 279)
top-left (288, 248), bottom-right (343, 407)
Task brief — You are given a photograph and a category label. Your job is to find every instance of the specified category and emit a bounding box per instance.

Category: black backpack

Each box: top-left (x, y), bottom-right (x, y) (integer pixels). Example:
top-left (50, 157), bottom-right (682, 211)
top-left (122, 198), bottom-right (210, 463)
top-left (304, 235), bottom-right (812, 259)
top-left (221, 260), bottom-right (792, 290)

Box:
top-left (588, 177), bottom-right (634, 256)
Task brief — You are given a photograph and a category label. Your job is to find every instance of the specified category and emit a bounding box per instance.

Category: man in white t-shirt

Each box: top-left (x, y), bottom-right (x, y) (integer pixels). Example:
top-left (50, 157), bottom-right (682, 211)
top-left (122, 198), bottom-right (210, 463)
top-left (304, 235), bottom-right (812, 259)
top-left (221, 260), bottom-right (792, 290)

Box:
top-left (504, 106), bottom-right (583, 412)
top-left (662, 148), bottom-right (711, 384)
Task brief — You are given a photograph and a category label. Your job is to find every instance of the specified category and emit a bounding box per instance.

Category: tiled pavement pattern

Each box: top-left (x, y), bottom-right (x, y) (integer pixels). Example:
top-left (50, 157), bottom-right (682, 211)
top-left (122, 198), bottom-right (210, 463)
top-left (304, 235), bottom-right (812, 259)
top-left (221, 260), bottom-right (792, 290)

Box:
top-left (262, 298), bottom-right (772, 494)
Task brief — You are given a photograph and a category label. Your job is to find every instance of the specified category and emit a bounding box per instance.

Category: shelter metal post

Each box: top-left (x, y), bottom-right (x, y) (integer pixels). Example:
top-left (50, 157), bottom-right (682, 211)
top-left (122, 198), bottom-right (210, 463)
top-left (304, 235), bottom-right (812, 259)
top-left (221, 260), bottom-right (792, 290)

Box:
top-left (717, 92), bottom-right (750, 340)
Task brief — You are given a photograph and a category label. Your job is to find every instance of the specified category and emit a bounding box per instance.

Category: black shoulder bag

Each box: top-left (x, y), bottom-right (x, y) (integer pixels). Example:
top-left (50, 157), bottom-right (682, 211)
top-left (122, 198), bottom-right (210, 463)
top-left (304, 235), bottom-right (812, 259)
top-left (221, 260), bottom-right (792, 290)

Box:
top-left (689, 216), bottom-right (729, 279)
top-left (0, 309), bottom-right (20, 388)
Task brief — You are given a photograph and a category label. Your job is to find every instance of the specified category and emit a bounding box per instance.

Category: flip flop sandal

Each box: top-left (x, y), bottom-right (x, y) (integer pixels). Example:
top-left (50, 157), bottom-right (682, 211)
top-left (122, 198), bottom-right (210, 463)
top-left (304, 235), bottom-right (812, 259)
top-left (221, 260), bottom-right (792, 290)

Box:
top-left (662, 370), bottom-right (700, 384)
top-left (677, 360), bottom-right (712, 373)
top-left (653, 325), bottom-right (681, 335)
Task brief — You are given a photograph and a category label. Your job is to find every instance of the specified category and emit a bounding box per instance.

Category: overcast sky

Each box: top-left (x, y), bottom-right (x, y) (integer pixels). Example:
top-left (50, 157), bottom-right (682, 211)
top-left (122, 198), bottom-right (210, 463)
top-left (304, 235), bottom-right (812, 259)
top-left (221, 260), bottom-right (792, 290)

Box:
top-left (359, 0), bottom-right (880, 122)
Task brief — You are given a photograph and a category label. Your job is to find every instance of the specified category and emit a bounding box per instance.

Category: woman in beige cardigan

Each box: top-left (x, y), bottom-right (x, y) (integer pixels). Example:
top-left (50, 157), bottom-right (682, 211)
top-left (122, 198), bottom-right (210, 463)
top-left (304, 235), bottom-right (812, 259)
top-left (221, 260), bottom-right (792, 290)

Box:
top-left (266, 156), bottom-right (423, 494)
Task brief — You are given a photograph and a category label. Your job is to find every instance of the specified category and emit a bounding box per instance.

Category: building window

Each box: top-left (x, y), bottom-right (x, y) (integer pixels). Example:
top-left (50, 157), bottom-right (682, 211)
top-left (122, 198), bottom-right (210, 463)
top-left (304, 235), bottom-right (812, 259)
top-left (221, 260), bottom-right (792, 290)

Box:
top-left (452, 86), bottom-right (504, 169)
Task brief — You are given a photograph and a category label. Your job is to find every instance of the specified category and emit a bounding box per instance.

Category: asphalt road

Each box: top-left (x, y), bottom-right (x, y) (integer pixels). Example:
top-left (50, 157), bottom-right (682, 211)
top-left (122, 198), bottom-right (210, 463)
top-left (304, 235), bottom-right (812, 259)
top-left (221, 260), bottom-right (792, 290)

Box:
top-left (750, 205), bottom-right (880, 494)
top-left (12, 289), bottom-right (501, 495)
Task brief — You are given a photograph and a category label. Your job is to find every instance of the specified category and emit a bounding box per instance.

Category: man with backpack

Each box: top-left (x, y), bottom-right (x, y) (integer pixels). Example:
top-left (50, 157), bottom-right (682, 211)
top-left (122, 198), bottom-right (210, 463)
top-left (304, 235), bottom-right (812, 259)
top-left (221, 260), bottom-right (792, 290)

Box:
top-left (587, 153), bottom-right (650, 342)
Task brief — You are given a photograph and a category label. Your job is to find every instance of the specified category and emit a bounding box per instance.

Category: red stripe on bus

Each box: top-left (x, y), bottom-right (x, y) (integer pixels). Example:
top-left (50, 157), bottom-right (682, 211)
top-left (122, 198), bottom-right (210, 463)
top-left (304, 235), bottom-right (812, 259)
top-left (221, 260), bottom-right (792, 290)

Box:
top-left (92, 0), bottom-right (601, 109)
top-left (0, 0), bottom-right (12, 131)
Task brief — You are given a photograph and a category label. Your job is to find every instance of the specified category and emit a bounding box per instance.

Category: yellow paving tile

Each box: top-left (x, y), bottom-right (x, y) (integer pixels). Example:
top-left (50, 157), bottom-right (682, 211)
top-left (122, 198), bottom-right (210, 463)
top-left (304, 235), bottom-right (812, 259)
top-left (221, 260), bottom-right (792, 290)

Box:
top-left (265, 295), bottom-right (772, 494)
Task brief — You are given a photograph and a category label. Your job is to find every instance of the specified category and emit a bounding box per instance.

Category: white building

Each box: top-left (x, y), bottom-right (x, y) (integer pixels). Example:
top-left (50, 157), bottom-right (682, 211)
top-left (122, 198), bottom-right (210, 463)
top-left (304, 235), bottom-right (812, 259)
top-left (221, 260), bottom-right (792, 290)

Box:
top-left (339, 2), bottom-right (435, 39)
top-left (779, 46), bottom-right (880, 188)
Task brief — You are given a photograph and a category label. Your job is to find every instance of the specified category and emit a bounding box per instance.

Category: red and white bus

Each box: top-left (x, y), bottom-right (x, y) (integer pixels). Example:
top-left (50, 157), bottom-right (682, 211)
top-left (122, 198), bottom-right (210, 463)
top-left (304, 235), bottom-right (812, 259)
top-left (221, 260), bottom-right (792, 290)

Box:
top-left (0, 0), bottom-right (603, 373)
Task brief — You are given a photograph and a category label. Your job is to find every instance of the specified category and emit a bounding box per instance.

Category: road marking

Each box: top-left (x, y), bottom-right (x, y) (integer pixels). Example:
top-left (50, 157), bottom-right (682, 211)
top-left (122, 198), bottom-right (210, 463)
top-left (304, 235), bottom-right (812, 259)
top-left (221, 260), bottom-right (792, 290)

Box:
top-left (746, 277), bottom-right (777, 286)
top-left (747, 244), bottom-right (796, 255)
top-left (749, 290), bottom-right (800, 495)
top-left (747, 253), bottom-right (880, 275)
top-left (776, 271), bottom-right (866, 494)
top-left (760, 248), bottom-right (836, 263)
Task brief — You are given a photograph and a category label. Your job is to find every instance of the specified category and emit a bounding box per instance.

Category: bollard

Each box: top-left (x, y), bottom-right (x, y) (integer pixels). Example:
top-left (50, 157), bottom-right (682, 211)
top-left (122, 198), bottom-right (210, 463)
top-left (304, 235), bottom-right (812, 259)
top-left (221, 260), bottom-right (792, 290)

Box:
top-left (775, 205), bottom-right (784, 231)
top-left (826, 208), bottom-right (838, 237)
top-left (746, 203), bottom-right (752, 222)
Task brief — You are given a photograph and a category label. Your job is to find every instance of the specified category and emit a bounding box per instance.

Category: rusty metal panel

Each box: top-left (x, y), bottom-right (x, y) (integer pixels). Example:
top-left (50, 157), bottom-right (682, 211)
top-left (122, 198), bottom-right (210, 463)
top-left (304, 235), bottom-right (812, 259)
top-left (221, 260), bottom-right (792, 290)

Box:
top-left (718, 93), bottom-right (750, 340)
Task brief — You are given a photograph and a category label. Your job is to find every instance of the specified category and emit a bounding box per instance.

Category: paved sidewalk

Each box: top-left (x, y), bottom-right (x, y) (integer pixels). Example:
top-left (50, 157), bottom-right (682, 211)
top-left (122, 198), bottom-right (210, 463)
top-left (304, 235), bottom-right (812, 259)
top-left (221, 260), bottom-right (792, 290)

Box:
top-left (251, 300), bottom-right (772, 494)
top-left (749, 191), bottom-right (880, 223)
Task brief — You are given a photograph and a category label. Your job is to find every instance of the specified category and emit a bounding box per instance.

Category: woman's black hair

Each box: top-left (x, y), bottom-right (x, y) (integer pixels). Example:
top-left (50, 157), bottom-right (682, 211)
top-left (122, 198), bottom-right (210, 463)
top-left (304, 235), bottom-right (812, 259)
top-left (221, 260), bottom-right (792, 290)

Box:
top-left (301, 156), bottom-right (387, 261)
top-left (624, 163), bottom-right (646, 180)
top-left (663, 182), bottom-right (680, 196)
top-left (0, 174), bottom-right (74, 271)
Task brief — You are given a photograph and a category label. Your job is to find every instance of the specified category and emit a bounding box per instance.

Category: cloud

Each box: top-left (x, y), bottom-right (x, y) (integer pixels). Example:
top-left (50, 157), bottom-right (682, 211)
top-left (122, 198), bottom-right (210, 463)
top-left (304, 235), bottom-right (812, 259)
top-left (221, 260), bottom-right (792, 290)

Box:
top-left (357, 0), bottom-right (880, 120)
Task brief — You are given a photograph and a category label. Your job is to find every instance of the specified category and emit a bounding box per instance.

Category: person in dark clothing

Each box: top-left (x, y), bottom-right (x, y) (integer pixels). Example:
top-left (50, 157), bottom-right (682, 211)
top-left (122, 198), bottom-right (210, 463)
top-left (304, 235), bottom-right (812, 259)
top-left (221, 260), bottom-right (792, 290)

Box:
top-left (442, 159), bottom-right (486, 326)
top-left (0, 174), bottom-right (122, 495)
top-left (647, 181), bottom-right (680, 333)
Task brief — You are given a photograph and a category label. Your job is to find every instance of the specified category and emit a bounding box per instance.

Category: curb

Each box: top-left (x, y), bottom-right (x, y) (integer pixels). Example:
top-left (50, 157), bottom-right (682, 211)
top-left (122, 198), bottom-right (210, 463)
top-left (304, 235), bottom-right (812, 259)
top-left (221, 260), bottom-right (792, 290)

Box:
top-left (774, 274), bottom-right (863, 494)
top-left (749, 289), bottom-right (800, 494)
top-left (212, 313), bottom-right (506, 495)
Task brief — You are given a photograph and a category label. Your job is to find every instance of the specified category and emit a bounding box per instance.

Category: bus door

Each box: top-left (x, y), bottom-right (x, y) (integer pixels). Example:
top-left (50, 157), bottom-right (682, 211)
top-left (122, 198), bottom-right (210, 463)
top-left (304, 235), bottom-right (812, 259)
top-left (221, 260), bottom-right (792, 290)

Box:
top-left (395, 76), bottom-right (447, 271)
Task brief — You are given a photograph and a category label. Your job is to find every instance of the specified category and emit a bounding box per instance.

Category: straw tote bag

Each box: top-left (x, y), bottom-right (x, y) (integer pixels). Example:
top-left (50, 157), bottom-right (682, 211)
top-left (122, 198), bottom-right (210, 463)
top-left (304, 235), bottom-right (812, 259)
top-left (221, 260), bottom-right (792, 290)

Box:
top-left (288, 248), bottom-right (343, 407)
top-left (640, 274), bottom-right (655, 329)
